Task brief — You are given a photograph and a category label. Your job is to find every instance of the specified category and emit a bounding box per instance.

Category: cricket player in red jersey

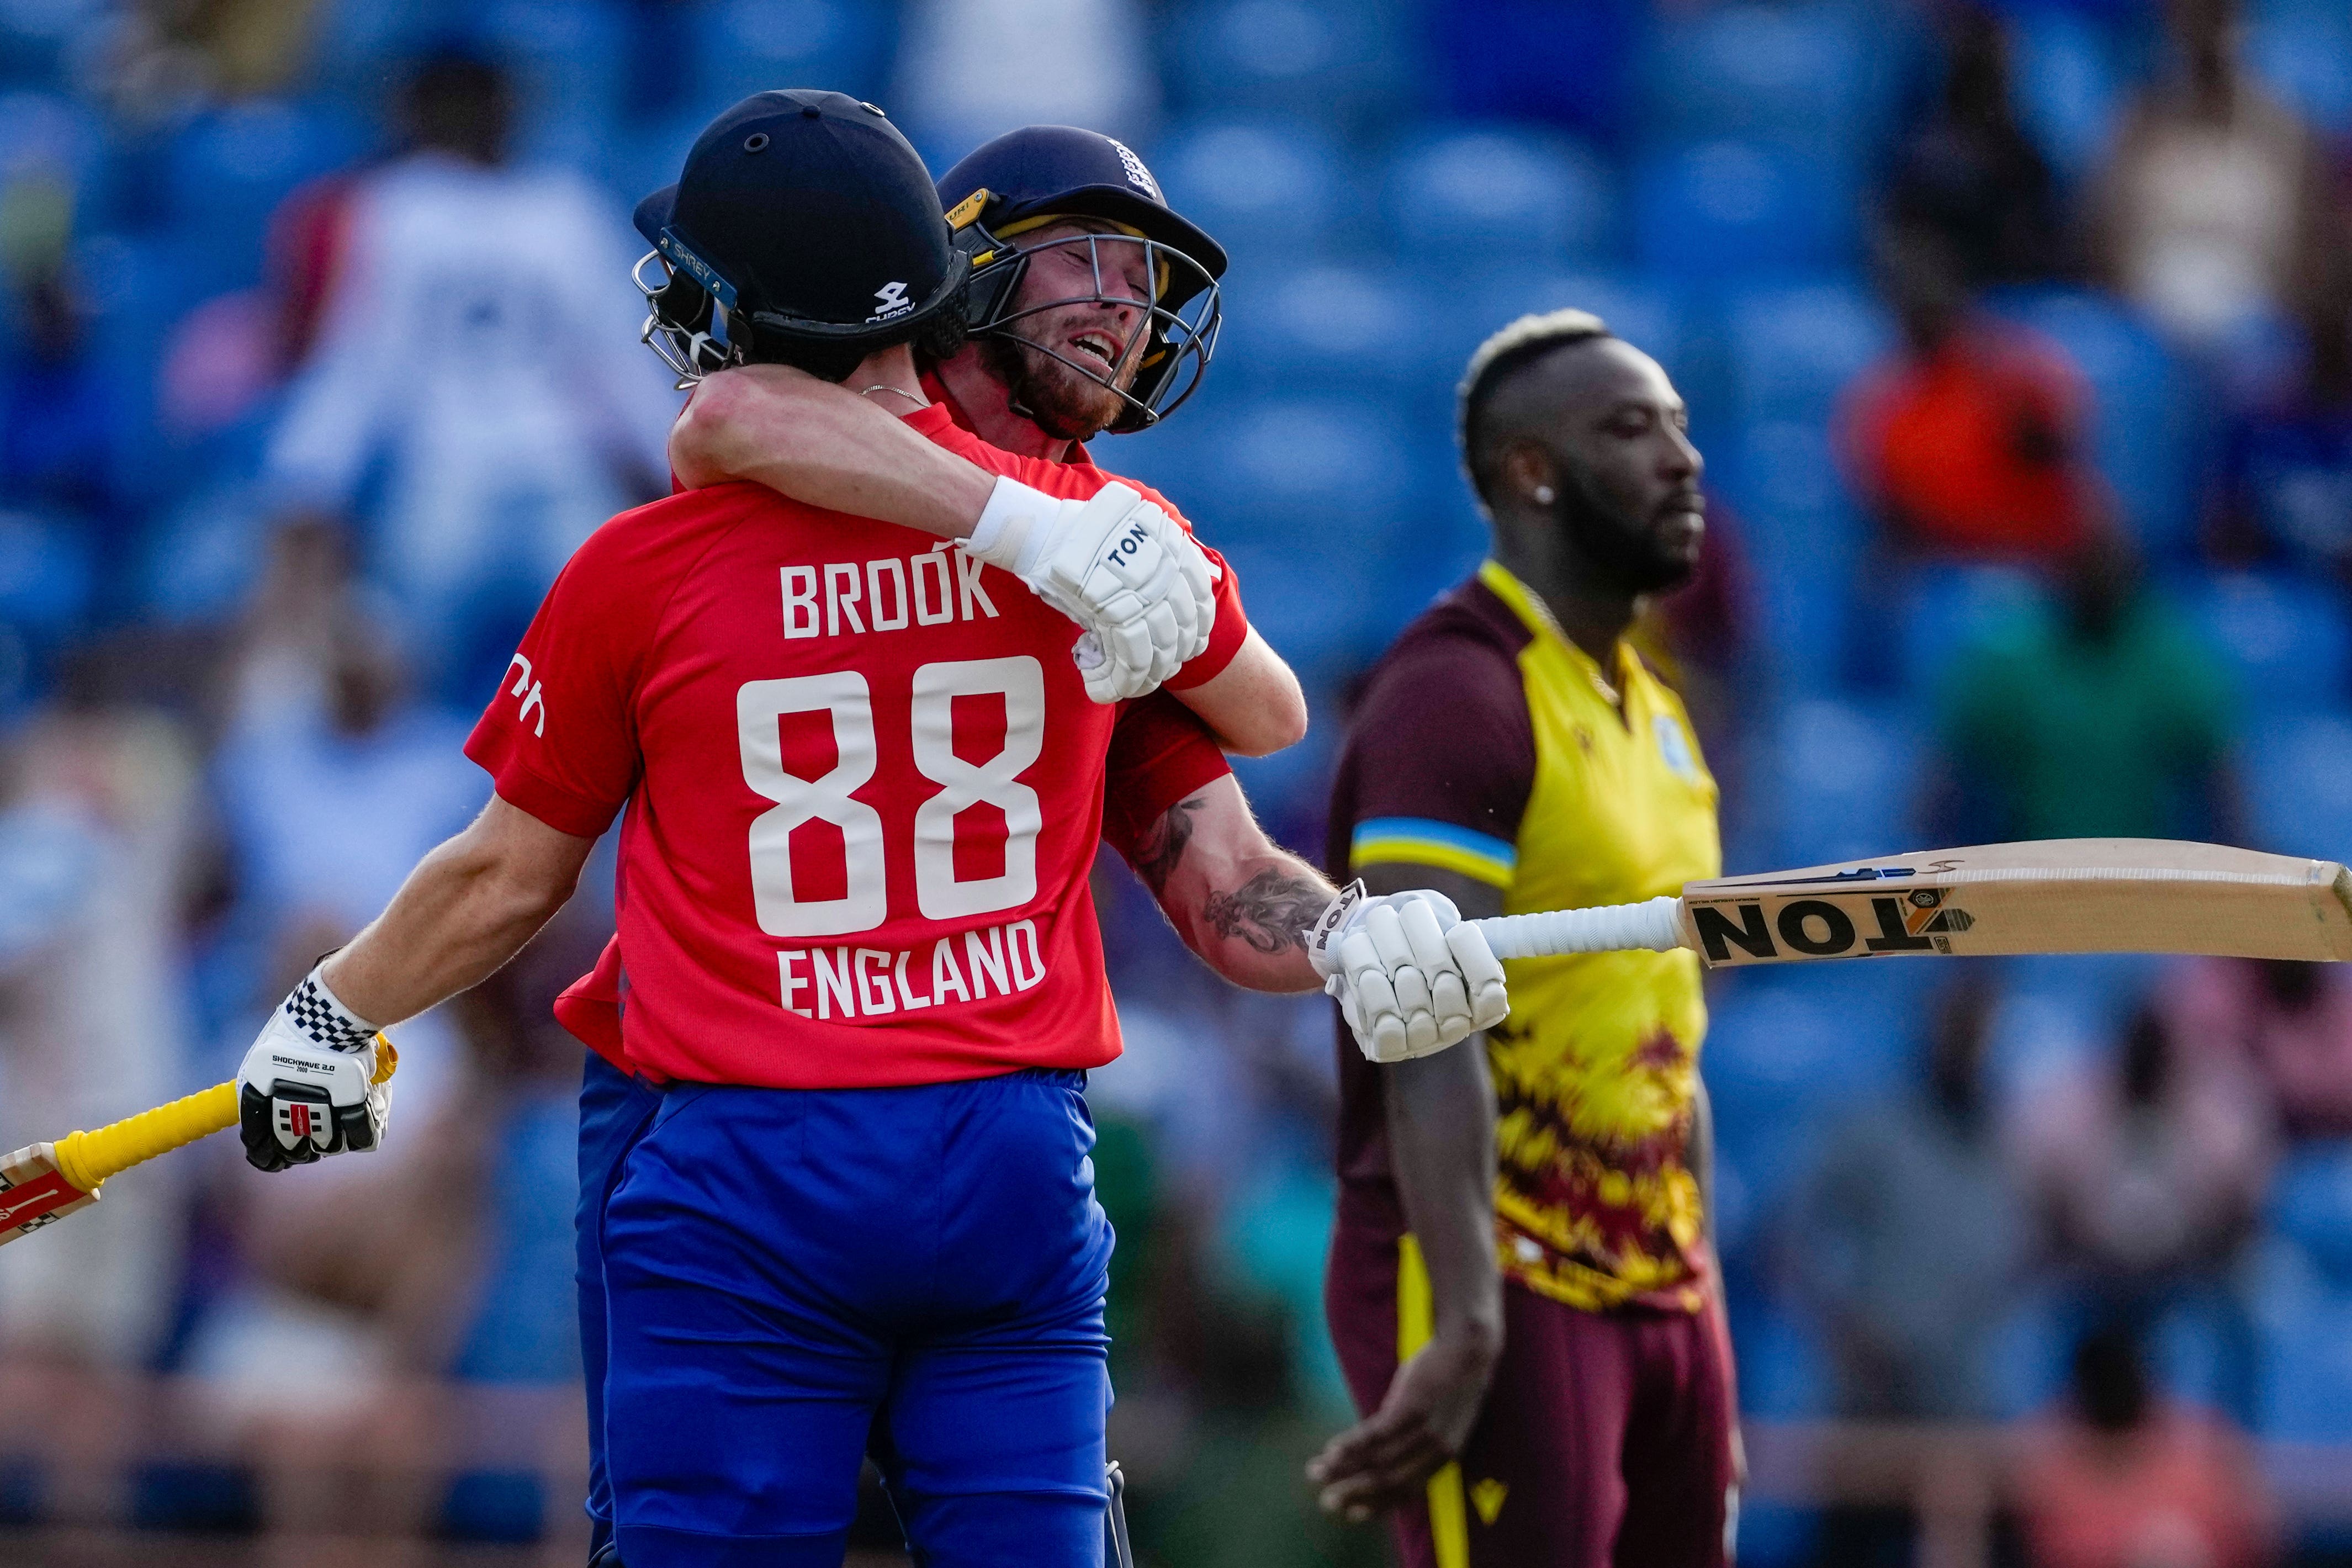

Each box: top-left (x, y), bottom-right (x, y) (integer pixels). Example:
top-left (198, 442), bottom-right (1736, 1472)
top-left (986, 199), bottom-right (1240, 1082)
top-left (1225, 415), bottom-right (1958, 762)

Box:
top-left (661, 120), bottom-right (1513, 1061)
top-left (552, 118), bottom-right (1312, 1568)
top-left (665, 123), bottom-right (1310, 759)
top-left (226, 94), bottom-right (1507, 1567)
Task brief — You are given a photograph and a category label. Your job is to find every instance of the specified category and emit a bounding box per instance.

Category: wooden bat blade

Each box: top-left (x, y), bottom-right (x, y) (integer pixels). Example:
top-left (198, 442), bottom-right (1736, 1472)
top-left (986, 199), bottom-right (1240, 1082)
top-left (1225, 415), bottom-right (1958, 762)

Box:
top-left (0, 1143), bottom-right (97, 1246)
top-left (1678, 839), bottom-right (2352, 970)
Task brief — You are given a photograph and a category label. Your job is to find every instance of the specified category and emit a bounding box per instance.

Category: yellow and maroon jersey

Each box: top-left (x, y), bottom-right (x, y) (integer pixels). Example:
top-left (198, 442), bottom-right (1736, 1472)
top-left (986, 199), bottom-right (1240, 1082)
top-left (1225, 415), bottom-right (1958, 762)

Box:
top-left (1326, 560), bottom-right (1720, 1313)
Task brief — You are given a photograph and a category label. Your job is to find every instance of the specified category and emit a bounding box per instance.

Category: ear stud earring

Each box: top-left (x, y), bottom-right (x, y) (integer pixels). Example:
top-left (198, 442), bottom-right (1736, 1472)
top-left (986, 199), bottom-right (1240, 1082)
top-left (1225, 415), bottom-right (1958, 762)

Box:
top-left (1533, 485), bottom-right (1556, 504)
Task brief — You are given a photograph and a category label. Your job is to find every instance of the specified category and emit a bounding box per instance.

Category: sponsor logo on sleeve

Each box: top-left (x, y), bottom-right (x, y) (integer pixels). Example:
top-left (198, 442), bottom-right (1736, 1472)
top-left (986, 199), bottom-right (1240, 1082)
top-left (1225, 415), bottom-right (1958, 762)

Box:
top-left (506, 654), bottom-right (546, 737)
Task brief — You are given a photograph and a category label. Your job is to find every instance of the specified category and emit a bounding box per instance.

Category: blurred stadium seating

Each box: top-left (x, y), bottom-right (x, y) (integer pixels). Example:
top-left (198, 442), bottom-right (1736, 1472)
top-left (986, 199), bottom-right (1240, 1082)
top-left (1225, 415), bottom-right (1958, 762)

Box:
top-left (3, 1), bottom-right (2352, 1562)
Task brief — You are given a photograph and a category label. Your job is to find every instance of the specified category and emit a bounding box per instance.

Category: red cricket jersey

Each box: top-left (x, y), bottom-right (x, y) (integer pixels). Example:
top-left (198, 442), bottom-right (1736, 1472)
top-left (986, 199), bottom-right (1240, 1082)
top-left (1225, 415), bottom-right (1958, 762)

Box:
top-left (471, 402), bottom-right (1243, 1089)
top-left (554, 690), bottom-right (1234, 1073)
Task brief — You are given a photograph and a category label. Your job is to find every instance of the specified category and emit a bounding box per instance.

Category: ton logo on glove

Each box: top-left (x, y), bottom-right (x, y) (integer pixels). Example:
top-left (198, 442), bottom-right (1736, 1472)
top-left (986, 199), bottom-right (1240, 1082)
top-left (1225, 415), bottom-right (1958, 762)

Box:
top-left (959, 478), bottom-right (1215, 703)
top-left (1307, 882), bottom-right (1511, 1063)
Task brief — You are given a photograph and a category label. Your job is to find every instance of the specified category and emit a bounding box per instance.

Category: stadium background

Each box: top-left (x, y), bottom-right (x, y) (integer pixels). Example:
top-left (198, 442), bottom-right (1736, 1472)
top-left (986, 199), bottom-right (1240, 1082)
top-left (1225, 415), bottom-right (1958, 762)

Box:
top-left (3, 0), bottom-right (2352, 1562)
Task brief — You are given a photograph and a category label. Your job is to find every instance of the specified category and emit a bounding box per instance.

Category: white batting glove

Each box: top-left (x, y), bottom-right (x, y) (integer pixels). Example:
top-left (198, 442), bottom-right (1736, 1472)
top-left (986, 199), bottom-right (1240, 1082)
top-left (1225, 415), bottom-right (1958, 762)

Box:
top-left (235, 965), bottom-right (392, 1173)
top-left (1307, 882), bottom-right (1511, 1063)
top-left (961, 478), bottom-right (1216, 702)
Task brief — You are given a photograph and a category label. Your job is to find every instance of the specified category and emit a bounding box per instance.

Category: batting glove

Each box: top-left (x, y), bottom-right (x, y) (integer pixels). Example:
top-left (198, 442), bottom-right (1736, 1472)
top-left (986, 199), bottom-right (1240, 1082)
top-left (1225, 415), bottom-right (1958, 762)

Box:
top-left (235, 965), bottom-right (391, 1173)
top-left (1307, 882), bottom-right (1511, 1063)
top-left (961, 478), bottom-right (1216, 702)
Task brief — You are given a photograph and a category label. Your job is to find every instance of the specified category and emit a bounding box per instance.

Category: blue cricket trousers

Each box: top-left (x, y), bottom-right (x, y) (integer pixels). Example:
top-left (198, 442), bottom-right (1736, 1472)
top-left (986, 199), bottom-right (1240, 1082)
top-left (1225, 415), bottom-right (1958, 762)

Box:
top-left (601, 1067), bottom-right (1116, 1567)
top-left (577, 1051), bottom-right (664, 1553)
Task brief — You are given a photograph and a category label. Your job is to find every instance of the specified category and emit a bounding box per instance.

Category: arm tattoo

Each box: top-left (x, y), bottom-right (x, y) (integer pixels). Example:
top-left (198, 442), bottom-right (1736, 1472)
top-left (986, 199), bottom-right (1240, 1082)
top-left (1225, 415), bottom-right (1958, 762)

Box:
top-left (1202, 869), bottom-right (1329, 955)
top-left (1133, 796), bottom-right (1202, 894)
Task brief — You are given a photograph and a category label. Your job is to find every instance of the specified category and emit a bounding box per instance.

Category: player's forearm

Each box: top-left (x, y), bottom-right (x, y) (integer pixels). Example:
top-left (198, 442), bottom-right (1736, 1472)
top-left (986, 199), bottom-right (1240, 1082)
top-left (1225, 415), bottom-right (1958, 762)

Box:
top-left (1364, 864), bottom-right (1505, 1343)
top-left (321, 798), bottom-right (593, 1026)
top-left (1171, 628), bottom-right (1307, 757)
top-left (1130, 776), bottom-right (1332, 992)
top-left (670, 363), bottom-right (994, 537)
top-left (1385, 1043), bottom-right (1505, 1351)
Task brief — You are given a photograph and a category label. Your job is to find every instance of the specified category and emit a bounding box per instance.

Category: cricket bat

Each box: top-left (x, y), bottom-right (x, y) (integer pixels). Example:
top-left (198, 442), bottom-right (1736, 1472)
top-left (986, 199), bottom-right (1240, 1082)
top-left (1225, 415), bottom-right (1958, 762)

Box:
top-left (1470, 839), bottom-right (2352, 970)
top-left (0, 1037), bottom-right (398, 1247)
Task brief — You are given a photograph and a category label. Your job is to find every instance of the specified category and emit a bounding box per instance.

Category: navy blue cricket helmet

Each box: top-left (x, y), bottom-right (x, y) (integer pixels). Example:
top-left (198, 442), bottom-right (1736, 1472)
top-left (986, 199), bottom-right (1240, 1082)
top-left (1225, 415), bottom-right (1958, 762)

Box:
top-left (632, 90), bottom-right (969, 384)
top-left (935, 126), bottom-right (1226, 433)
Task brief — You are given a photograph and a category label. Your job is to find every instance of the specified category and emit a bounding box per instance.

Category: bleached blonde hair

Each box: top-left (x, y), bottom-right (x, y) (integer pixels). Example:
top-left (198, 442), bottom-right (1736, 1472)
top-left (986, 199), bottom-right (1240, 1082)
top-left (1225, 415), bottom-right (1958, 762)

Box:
top-left (1457, 308), bottom-right (1611, 506)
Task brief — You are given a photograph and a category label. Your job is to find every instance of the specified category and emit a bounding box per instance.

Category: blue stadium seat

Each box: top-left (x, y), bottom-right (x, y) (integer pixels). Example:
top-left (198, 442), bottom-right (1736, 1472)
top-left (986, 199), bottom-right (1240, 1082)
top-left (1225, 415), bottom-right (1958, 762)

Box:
top-left (2192, 574), bottom-right (2350, 713)
top-left (0, 0), bottom-right (101, 88)
top-left (1702, 970), bottom-right (1918, 1238)
top-left (1723, 279), bottom-right (1892, 426)
top-left (1381, 127), bottom-right (1615, 267)
top-left (1450, 268), bottom-right (1686, 375)
top-left (2246, 713), bottom-right (2352, 860)
top-left (2003, 7), bottom-right (2122, 182)
top-left (2270, 1142), bottom-right (2352, 1286)
top-left (600, 107), bottom-right (707, 223)
top-left (1755, 697), bottom-right (1926, 875)
top-left (1149, 119), bottom-right (1356, 261)
top-left (2245, 8), bottom-right (2352, 135)
top-left (1640, 3), bottom-right (1885, 161)
top-left (1161, 0), bottom-right (1403, 123)
top-left (1634, 141), bottom-right (1853, 282)
top-left (480, 0), bottom-right (631, 160)
top-left (1984, 288), bottom-right (2192, 559)
top-left (686, 0), bottom-right (897, 120)
top-left (1422, 0), bottom-right (1639, 141)
top-left (0, 510), bottom-right (94, 643)
top-left (1724, 1299), bottom-right (1832, 1422)
top-left (1717, 419), bottom-right (1863, 694)
top-left (1889, 562), bottom-right (2045, 697)
top-left (308, 0), bottom-right (462, 93)
top-left (1215, 262), bottom-right (1442, 393)
top-left (2258, 1289), bottom-right (2352, 1441)
top-left (166, 100), bottom-right (362, 292)
top-left (1167, 394), bottom-right (1431, 539)
top-left (1212, 537), bottom-right (1391, 686)
top-left (0, 90), bottom-right (102, 192)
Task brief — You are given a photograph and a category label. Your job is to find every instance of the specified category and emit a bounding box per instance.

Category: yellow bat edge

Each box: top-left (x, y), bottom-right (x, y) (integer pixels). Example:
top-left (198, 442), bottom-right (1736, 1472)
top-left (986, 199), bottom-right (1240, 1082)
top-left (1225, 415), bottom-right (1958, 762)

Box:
top-left (0, 1036), bottom-right (398, 1246)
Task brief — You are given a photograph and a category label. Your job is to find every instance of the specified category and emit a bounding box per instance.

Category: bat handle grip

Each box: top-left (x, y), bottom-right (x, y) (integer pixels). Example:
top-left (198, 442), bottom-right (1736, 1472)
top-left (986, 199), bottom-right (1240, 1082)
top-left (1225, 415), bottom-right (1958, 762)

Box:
top-left (49, 1033), bottom-right (399, 1193)
top-left (1473, 897), bottom-right (1687, 960)
top-left (52, 1083), bottom-right (239, 1192)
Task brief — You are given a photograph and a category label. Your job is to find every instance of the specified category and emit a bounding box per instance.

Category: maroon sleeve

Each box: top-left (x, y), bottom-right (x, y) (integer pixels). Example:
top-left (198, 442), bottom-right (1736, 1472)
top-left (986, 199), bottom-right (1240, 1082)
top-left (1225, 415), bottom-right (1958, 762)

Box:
top-left (1332, 613), bottom-right (1535, 886)
top-left (1099, 691), bottom-right (1235, 868)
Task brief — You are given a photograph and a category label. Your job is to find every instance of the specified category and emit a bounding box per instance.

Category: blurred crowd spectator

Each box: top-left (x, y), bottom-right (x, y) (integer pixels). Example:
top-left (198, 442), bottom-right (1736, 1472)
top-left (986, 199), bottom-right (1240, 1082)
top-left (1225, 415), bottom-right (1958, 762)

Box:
top-left (1929, 531), bottom-right (2241, 845)
top-left (261, 50), bottom-right (676, 691)
top-left (1795, 978), bottom-right (2025, 1424)
top-left (2084, 0), bottom-right (2334, 356)
top-left (2016, 1321), bottom-right (2280, 1568)
top-left (1840, 224), bottom-right (2097, 564)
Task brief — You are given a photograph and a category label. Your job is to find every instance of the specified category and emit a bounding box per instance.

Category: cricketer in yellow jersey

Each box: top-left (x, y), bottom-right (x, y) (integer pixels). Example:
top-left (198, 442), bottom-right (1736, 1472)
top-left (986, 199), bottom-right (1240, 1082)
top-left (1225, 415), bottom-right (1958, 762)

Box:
top-left (1311, 310), bottom-right (1740, 1568)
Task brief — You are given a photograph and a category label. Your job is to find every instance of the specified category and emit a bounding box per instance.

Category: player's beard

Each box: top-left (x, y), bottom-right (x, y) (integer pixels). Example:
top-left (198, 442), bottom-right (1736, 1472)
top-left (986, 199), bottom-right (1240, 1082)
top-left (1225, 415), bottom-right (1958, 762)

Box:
top-left (982, 327), bottom-right (1132, 442)
top-left (1552, 464), bottom-right (1698, 597)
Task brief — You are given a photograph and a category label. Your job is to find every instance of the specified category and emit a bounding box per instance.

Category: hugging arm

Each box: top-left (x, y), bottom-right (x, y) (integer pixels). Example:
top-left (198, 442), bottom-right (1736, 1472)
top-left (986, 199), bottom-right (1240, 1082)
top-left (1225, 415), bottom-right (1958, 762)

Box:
top-left (669, 364), bottom-right (1307, 755)
top-left (1125, 774), bottom-right (1334, 993)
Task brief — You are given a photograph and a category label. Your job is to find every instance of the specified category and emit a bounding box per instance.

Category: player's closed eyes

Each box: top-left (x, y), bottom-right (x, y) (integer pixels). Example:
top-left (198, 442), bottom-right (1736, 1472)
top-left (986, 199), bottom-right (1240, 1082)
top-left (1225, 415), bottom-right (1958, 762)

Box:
top-left (1044, 241), bottom-right (1150, 304)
